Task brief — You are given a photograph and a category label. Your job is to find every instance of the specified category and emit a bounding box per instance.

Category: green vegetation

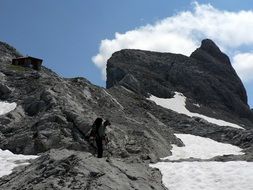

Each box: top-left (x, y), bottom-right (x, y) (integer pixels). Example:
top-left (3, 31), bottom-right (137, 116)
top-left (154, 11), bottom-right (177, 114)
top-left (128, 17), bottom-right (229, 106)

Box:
top-left (7, 64), bottom-right (32, 72)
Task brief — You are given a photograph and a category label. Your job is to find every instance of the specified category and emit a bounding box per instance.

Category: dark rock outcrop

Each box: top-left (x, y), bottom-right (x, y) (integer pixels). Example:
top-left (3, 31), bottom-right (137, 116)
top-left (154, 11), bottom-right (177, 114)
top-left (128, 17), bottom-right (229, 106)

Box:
top-left (107, 39), bottom-right (252, 122)
top-left (0, 83), bottom-right (12, 99)
top-left (191, 39), bottom-right (231, 65)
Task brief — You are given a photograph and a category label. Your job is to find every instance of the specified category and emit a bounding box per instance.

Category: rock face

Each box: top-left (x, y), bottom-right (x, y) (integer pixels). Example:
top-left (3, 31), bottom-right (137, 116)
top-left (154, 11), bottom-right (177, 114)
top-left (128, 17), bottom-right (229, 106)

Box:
top-left (0, 149), bottom-right (166, 190)
top-left (107, 39), bottom-right (252, 122)
top-left (0, 41), bottom-right (181, 189)
top-left (1, 40), bottom-right (253, 189)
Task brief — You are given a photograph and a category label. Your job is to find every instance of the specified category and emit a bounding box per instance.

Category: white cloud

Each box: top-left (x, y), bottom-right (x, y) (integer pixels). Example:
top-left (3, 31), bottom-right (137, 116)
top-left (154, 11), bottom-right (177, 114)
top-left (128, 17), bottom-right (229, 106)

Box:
top-left (92, 2), bottom-right (253, 81)
top-left (233, 53), bottom-right (253, 83)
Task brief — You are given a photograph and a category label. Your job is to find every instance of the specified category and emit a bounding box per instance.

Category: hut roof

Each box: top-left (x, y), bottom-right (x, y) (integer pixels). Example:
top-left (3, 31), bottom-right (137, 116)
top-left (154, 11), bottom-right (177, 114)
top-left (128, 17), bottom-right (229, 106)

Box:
top-left (12, 56), bottom-right (43, 62)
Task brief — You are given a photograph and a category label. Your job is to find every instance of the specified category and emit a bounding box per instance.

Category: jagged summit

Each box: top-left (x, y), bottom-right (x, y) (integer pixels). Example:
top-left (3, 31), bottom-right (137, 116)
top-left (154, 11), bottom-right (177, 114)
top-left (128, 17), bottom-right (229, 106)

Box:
top-left (191, 39), bottom-right (231, 65)
top-left (201, 39), bottom-right (220, 50)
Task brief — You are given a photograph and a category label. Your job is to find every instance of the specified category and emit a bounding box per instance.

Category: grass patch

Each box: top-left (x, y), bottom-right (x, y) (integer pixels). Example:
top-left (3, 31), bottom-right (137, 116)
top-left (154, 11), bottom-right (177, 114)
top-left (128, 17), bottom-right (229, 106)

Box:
top-left (7, 64), bottom-right (32, 72)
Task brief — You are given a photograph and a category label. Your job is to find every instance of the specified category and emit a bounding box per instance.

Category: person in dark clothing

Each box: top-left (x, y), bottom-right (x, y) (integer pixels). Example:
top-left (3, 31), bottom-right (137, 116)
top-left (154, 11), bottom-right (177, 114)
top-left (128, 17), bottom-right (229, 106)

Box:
top-left (89, 118), bottom-right (103, 152)
top-left (96, 136), bottom-right (103, 158)
top-left (96, 119), bottom-right (111, 158)
top-left (90, 118), bottom-right (111, 158)
top-left (90, 118), bottom-right (103, 137)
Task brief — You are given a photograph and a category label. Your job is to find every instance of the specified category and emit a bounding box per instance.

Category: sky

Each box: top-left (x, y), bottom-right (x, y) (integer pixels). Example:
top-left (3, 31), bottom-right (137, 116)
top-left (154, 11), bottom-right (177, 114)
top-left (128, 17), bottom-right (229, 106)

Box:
top-left (0, 0), bottom-right (253, 107)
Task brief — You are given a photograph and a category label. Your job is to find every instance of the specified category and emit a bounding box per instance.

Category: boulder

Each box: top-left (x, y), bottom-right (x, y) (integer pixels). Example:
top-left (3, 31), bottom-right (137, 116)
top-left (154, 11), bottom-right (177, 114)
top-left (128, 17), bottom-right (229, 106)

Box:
top-left (0, 83), bottom-right (11, 99)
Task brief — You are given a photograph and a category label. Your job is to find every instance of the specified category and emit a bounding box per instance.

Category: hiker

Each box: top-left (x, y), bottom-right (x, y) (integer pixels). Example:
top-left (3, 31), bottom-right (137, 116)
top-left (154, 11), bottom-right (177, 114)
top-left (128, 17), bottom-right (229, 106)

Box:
top-left (88, 118), bottom-right (102, 147)
top-left (89, 117), bottom-right (103, 139)
top-left (96, 119), bottom-right (111, 158)
top-left (90, 118), bottom-right (111, 158)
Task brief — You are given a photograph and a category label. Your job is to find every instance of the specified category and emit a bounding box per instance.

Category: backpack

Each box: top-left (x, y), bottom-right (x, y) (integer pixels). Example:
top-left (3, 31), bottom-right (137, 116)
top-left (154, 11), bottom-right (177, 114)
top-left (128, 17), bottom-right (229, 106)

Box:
top-left (87, 123), bottom-right (100, 138)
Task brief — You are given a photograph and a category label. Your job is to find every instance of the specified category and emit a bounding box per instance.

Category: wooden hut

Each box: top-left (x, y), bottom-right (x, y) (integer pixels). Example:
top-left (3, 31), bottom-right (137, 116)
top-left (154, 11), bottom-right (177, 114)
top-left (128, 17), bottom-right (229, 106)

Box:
top-left (12, 56), bottom-right (43, 71)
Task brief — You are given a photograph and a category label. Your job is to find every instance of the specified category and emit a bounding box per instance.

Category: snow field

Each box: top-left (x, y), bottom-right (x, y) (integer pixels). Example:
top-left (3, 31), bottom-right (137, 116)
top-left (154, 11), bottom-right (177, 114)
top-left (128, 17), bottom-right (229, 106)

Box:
top-left (150, 134), bottom-right (251, 190)
top-left (0, 149), bottom-right (38, 177)
top-left (151, 161), bottom-right (253, 190)
top-left (148, 92), bottom-right (244, 129)
top-left (0, 101), bottom-right (38, 178)
top-left (162, 134), bottom-right (243, 160)
top-left (148, 92), bottom-right (250, 189)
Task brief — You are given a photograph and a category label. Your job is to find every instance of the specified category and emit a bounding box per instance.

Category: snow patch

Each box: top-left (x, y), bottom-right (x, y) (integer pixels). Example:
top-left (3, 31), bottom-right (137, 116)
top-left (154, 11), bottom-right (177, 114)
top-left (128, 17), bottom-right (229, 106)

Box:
top-left (0, 102), bottom-right (16, 115)
top-left (148, 92), bottom-right (244, 129)
top-left (162, 134), bottom-right (243, 160)
top-left (150, 134), bottom-right (249, 190)
top-left (0, 101), bottom-right (38, 178)
top-left (150, 161), bottom-right (253, 190)
top-left (0, 149), bottom-right (38, 178)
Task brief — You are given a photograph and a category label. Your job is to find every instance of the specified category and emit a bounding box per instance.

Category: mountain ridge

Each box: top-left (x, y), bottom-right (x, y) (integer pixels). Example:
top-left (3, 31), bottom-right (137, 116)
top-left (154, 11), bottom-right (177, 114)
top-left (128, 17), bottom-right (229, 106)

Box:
top-left (107, 39), bottom-right (252, 125)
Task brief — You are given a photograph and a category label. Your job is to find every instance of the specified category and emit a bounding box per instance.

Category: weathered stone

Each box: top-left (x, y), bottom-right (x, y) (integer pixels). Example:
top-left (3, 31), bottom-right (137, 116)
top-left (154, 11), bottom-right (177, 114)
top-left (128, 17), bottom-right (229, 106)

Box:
top-left (126, 145), bottom-right (142, 154)
top-left (24, 100), bottom-right (47, 116)
top-left (0, 72), bottom-right (6, 81)
top-left (0, 149), bottom-right (167, 190)
top-left (0, 83), bottom-right (11, 99)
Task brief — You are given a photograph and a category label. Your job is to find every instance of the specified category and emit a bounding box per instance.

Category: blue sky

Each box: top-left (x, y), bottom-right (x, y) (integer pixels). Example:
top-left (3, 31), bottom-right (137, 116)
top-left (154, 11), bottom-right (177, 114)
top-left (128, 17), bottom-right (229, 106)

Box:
top-left (0, 1), bottom-right (253, 107)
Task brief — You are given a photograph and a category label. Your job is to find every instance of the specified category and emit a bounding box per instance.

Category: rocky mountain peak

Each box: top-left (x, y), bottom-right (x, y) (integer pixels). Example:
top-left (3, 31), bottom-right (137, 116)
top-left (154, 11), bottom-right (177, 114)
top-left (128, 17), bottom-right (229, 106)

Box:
top-left (107, 39), bottom-right (252, 122)
top-left (190, 39), bottom-right (231, 65)
top-left (200, 39), bottom-right (221, 53)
